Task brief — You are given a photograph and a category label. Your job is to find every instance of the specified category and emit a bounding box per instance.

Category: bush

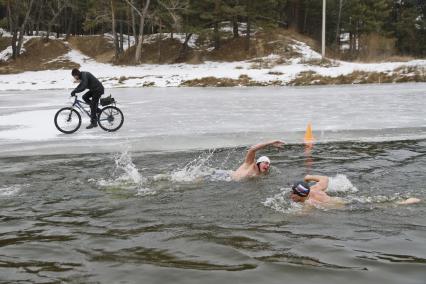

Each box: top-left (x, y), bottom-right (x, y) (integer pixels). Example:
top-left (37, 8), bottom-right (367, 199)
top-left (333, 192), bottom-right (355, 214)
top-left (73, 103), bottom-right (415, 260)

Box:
top-left (359, 33), bottom-right (396, 61)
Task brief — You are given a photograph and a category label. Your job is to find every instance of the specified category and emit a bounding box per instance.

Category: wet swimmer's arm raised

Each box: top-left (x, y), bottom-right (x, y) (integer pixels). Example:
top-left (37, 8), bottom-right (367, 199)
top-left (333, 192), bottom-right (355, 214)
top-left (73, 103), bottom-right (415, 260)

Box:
top-left (304, 175), bottom-right (329, 191)
top-left (232, 140), bottom-right (285, 180)
top-left (244, 140), bottom-right (285, 164)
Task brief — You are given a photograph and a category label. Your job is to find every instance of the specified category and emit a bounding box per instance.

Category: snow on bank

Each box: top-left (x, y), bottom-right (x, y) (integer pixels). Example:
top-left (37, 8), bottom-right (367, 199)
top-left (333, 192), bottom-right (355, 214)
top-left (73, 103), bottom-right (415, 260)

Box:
top-left (0, 29), bottom-right (59, 61)
top-left (0, 38), bottom-right (425, 91)
top-left (0, 38), bottom-right (32, 62)
top-left (0, 28), bottom-right (11, 37)
top-left (102, 32), bottom-right (199, 51)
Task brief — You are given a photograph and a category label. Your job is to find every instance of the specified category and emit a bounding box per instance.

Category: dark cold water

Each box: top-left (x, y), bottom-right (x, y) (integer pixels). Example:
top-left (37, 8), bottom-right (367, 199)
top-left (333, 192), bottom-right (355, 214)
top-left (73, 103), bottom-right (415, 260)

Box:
top-left (1, 83), bottom-right (426, 283)
top-left (1, 140), bottom-right (426, 284)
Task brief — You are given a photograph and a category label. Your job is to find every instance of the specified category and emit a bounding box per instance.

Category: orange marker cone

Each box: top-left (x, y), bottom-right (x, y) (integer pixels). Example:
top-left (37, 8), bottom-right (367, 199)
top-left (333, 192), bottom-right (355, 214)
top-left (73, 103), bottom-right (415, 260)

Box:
top-left (304, 122), bottom-right (315, 143)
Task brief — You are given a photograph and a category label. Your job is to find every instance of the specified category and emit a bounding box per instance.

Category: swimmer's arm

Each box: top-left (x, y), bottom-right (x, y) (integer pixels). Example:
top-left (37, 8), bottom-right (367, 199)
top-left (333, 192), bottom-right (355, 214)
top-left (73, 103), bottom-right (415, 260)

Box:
top-left (304, 175), bottom-right (329, 191)
top-left (303, 175), bottom-right (325, 182)
top-left (244, 140), bottom-right (285, 164)
top-left (396, 198), bottom-right (421, 205)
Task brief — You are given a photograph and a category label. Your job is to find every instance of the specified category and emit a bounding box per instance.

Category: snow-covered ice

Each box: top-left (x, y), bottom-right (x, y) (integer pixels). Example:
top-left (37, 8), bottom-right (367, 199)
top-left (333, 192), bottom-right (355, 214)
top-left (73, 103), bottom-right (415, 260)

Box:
top-left (0, 83), bottom-right (425, 156)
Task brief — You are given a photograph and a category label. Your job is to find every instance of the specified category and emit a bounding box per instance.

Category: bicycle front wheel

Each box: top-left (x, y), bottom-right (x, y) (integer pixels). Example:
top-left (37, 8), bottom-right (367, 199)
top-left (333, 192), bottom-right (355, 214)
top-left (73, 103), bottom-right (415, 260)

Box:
top-left (54, 107), bottom-right (81, 134)
top-left (98, 106), bottom-right (124, 132)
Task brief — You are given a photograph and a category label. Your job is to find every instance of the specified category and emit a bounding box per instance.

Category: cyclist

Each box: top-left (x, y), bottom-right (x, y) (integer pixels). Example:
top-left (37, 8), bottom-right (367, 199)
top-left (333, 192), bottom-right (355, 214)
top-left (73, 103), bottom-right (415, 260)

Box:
top-left (70, 68), bottom-right (104, 129)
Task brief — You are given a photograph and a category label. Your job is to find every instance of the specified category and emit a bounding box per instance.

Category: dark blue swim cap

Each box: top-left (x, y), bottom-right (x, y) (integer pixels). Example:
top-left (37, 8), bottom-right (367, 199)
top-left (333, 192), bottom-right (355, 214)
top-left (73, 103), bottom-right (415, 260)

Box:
top-left (292, 181), bottom-right (310, 197)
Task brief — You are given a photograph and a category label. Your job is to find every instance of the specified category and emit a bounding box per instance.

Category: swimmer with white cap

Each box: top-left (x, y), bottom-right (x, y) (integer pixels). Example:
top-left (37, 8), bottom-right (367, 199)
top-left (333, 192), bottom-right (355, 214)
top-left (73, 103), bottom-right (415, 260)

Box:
top-left (231, 140), bottom-right (285, 181)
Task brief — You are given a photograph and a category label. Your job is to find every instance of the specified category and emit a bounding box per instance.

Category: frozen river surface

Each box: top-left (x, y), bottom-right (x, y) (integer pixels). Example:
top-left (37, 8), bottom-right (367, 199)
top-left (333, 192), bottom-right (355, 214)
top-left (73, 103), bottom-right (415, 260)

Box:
top-left (0, 83), bottom-right (425, 155)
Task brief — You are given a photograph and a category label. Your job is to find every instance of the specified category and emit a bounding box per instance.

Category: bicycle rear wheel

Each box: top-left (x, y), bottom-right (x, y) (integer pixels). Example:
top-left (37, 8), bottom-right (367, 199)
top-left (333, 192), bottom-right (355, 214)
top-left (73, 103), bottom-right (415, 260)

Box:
top-left (54, 107), bottom-right (81, 134)
top-left (98, 106), bottom-right (124, 132)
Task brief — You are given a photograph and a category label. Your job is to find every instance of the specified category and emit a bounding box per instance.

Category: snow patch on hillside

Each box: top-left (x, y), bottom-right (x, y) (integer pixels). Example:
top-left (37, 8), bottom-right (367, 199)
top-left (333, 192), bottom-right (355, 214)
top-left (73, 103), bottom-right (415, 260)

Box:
top-left (0, 35), bottom-right (425, 90)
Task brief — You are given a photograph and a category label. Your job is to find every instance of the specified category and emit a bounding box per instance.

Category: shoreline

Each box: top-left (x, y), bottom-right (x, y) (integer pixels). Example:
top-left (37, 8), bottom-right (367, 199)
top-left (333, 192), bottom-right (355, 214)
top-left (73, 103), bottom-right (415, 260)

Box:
top-left (0, 68), bottom-right (424, 91)
top-left (0, 80), bottom-right (426, 92)
top-left (1, 38), bottom-right (425, 91)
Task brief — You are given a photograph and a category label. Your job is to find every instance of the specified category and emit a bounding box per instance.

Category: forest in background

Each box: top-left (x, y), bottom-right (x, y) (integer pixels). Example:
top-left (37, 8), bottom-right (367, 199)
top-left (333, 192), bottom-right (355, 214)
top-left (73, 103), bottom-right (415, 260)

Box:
top-left (0, 0), bottom-right (425, 64)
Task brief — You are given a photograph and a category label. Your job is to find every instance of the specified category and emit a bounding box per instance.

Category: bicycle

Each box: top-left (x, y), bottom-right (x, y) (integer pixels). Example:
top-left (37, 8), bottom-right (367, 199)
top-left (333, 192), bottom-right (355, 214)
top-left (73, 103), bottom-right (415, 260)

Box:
top-left (54, 94), bottom-right (124, 134)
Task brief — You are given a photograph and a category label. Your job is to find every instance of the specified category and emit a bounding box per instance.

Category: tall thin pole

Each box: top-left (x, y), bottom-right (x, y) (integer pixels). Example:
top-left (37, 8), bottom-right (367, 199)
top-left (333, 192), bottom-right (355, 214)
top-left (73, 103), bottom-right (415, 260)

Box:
top-left (322, 0), bottom-right (326, 58)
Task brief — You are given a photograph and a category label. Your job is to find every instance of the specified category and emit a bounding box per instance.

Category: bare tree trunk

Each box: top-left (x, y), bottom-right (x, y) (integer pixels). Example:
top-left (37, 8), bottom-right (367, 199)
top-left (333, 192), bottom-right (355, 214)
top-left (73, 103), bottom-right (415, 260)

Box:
top-left (7, 0), bottom-right (13, 33)
top-left (11, 31), bottom-right (18, 59)
top-left (176, 32), bottom-right (192, 62)
top-left (134, 0), bottom-right (151, 63)
top-left (47, 22), bottom-right (53, 39)
top-left (158, 18), bottom-right (162, 63)
top-left (111, 0), bottom-right (120, 59)
top-left (35, 0), bottom-right (44, 36)
top-left (245, 17), bottom-right (251, 51)
top-left (120, 20), bottom-right (124, 53)
top-left (355, 21), bottom-right (359, 53)
top-left (7, 0), bottom-right (18, 59)
top-left (46, 1), bottom-right (68, 41)
top-left (244, 0), bottom-right (252, 52)
top-left (213, 0), bottom-right (220, 50)
top-left (17, 0), bottom-right (35, 56)
top-left (130, 0), bottom-right (138, 45)
top-left (66, 9), bottom-right (73, 39)
top-left (232, 18), bottom-right (239, 38)
top-left (303, 0), bottom-right (309, 33)
top-left (213, 21), bottom-right (220, 50)
top-left (287, 0), bottom-right (301, 31)
top-left (335, 0), bottom-right (343, 50)
top-left (157, 0), bottom-right (184, 41)
top-left (127, 6), bottom-right (131, 48)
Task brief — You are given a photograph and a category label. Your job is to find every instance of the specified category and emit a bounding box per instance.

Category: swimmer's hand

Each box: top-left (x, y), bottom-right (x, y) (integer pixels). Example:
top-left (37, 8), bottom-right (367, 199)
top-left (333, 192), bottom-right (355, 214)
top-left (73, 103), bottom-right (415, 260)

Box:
top-left (271, 140), bottom-right (285, 149)
top-left (396, 198), bottom-right (421, 205)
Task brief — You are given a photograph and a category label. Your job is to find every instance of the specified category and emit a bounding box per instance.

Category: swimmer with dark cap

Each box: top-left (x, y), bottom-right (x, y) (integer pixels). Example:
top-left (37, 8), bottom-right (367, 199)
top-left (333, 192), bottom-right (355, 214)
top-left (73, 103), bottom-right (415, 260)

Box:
top-left (291, 175), bottom-right (421, 207)
top-left (231, 140), bottom-right (285, 181)
top-left (291, 175), bottom-right (345, 208)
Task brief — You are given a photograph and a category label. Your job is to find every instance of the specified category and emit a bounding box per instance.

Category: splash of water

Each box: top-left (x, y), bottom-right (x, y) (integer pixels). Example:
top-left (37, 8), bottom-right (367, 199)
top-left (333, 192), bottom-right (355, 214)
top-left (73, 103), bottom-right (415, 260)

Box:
top-left (263, 187), bottom-right (303, 214)
top-left (95, 150), bottom-right (155, 195)
top-left (170, 150), bottom-right (233, 182)
top-left (113, 150), bottom-right (145, 184)
top-left (326, 174), bottom-right (358, 193)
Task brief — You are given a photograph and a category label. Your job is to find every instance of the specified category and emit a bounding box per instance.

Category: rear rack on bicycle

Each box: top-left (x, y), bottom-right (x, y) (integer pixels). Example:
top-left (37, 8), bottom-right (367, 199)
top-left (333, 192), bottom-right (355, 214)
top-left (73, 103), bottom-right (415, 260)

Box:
top-left (100, 95), bottom-right (115, 106)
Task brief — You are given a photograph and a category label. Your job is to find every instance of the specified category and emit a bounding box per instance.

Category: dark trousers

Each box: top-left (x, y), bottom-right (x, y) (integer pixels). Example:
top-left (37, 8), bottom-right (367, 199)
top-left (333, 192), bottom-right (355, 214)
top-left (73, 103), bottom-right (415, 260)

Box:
top-left (82, 90), bottom-right (103, 124)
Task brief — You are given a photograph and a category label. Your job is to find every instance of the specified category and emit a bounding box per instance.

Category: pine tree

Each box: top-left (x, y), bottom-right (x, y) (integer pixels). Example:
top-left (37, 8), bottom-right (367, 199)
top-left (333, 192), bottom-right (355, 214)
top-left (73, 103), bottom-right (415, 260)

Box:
top-left (394, 0), bottom-right (426, 56)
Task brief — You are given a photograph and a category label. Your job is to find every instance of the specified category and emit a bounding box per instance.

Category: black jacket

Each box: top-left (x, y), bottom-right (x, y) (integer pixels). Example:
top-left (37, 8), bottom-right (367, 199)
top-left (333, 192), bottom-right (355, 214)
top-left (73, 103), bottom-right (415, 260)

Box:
top-left (72, 71), bottom-right (104, 95)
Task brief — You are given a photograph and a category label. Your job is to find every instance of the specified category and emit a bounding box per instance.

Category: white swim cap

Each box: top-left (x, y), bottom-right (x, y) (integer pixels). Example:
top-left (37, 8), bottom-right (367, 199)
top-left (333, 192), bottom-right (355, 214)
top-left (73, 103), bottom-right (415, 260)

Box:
top-left (256, 156), bottom-right (270, 164)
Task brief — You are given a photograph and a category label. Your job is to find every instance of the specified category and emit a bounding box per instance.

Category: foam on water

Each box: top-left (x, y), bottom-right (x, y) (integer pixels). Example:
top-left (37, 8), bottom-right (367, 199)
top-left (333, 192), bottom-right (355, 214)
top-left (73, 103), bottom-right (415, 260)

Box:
top-left (263, 187), bottom-right (303, 214)
top-left (347, 193), bottom-right (408, 204)
top-left (170, 150), bottom-right (233, 182)
top-left (0, 185), bottom-right (22, 197)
